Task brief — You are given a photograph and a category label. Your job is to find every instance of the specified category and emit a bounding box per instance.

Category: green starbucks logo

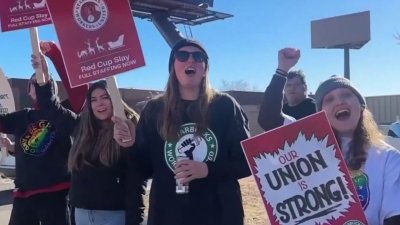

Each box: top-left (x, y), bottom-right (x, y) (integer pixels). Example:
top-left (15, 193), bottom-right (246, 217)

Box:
top-left (164, 123), bottom-right (218, 171)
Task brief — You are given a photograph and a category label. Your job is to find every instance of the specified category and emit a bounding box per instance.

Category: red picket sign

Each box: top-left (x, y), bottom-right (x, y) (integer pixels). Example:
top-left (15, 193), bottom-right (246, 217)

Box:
top-left (241, 112), bottom-right (368, 225)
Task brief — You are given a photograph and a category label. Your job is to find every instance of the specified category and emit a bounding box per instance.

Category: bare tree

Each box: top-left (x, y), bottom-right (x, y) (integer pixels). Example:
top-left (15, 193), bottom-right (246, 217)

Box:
top-left (219, 79), bottom-right (260, 91)
top-left (395, 32), bottom-right (400, 44)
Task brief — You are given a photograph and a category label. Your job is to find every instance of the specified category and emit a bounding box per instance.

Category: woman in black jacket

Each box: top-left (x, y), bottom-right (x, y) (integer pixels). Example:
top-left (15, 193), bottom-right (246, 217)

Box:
top-left (67, 80), bottom-right (145, 225)
top-left (116, 39), bottom-right (251, 225)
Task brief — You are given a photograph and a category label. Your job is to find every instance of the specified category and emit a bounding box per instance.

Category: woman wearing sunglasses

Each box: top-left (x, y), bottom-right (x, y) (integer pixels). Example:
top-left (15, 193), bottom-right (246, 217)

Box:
top-left (124, 39), bottom-right (251, 225)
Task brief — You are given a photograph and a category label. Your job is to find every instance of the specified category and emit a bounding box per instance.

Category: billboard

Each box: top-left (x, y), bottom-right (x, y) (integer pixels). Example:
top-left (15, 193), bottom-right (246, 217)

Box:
top-left (174, 0), bottom-right (213, 7)
top-left (311, 11), bottom-right (370, 49)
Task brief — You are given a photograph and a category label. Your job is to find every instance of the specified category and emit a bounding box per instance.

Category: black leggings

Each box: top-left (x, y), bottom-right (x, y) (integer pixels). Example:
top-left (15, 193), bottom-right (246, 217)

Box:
top-left (8, 189), bottom-right (69, 225)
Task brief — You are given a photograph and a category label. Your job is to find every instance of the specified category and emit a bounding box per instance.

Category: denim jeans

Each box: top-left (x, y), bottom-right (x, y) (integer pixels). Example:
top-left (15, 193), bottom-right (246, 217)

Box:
top-left (74, 208), bottom-right (125, 225)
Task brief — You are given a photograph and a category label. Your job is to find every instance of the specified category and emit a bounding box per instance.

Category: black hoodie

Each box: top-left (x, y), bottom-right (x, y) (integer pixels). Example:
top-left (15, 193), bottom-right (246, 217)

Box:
top-left (258, 72), bottom-right (316, 132)
top-left (0, 80), bottom-right (77, 191)
top-left (132, 92), bottom-right (251, 225)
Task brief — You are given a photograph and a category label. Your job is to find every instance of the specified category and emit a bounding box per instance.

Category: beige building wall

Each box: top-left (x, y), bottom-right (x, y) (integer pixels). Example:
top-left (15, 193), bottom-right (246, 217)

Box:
top-left (7, 78), bottom-right (400, 132)
top-left (242, 105), bottom-right (264, 136)
top-left (366, 95), bottom-right (400, 125)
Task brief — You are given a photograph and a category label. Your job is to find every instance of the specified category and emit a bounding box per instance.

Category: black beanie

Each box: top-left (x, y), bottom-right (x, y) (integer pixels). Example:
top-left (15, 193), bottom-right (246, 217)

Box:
top-left (168, 38), bottom-right (209, 73)
top-left (315, 75), bottom-right (366, 111)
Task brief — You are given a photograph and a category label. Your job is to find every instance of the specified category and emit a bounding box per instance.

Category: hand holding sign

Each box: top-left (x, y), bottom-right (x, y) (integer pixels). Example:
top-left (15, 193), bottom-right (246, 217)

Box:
top-left (0, 134), bottom-right (13, 167)
top-left (30, 27), bottom-right (45, 84)
top-left (0, 134), bottom-right (13, 150)
top-left (38, 40), bottom-right (89, 114)
top-left (31, 53), bottom-right (50, 84)
top-left (39, 41), bottom-right (55, 54)
top-left (112, 115), bottom-right (135, 147)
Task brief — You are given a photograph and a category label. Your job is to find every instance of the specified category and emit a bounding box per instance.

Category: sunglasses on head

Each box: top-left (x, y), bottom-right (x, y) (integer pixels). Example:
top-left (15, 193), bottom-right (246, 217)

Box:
top-left (174, 51), bottom-right (207, 63)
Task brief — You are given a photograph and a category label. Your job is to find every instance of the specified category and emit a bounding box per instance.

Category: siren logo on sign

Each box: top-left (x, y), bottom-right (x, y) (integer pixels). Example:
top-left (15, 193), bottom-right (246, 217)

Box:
top-left (73, 0), bottom-right (109, 31)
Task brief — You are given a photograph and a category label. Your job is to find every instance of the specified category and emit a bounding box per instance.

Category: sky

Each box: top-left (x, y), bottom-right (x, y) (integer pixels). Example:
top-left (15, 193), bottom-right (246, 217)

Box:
top-left (1, 0), bottom-right (400, 96)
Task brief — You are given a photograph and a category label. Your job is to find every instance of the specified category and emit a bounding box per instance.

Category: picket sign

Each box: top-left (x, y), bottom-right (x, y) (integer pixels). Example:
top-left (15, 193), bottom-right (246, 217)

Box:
top-left (241, 112), bottom-right (368, 225)
top-left (45, 0), bottom-right (146, 128)
top-left (1, 0), bottom-right (89, 113)
top-left (30, 27), bottom-right (45, 84)
top-left (106, 76), bottom-right (125, 119)
top-left (106, 77), bottom-right (132, 142)
top-left (0, 0), bottom-right (51, 83)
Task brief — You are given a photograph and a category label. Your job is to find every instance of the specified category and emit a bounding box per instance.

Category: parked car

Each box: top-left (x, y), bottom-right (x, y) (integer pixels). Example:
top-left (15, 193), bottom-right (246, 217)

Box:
top-left (0, 149), bottom-right (15, 179)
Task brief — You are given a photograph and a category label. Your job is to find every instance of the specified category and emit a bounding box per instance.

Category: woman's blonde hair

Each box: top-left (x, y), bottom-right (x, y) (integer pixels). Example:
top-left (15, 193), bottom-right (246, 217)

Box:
top-left (336, 108), bottom-right (383, 170)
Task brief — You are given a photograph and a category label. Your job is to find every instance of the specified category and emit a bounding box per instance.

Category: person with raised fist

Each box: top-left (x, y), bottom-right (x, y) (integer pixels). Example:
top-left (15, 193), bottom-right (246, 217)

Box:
top-left (258, 48), bottom-right (316, 131)
top-left (258, 48), bottom-right (400, 225)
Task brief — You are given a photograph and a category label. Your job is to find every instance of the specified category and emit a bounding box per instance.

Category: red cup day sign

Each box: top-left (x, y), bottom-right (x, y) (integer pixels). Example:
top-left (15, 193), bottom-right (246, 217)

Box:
top-left (241, 112), bottom-right (367, 225)
top-left (46, 0), bottom-right (145, 87)
top-left (0, 0), bottom-right (51, 32)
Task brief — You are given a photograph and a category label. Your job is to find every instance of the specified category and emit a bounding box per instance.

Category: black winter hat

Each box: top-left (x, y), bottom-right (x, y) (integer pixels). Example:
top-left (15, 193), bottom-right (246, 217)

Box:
top-left (168, 38), bottom-right (209, 73)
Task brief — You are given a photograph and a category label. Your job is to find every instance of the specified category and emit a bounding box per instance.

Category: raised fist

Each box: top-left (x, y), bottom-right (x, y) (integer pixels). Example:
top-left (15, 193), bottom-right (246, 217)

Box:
top-left (39, 41), bottom-right (56, 55)
top-left (283, 48), bottom-right (300, 59)
top-left (278, 48), bottom-right (301, 72)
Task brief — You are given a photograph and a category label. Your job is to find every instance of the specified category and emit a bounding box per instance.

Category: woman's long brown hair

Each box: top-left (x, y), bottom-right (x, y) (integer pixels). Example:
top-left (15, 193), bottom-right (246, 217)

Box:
top-left (68, 80), bottom-right (139, 171)
top-left (160, 47), bottom-right (215, 141)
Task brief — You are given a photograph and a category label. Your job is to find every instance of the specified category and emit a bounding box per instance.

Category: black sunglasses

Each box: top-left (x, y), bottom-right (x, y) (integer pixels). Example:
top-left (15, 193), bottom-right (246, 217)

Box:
top-left (174, 51), bottom-right (207, 63)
